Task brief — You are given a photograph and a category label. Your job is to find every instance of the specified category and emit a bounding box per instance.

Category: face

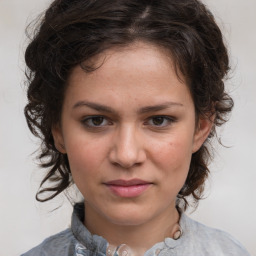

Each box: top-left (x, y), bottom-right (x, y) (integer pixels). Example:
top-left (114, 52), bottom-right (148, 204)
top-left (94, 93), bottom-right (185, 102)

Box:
top-left (53, 42), bottom-right (211, 231)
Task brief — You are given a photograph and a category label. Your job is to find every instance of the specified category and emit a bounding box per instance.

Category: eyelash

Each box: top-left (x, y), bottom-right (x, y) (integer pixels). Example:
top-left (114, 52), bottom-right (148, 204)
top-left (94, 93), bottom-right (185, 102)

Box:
top-left (81, 116), bottom-right (112, 128)
top-left (144, 116), bottom-right (177, 128)
top-left (81, 115), bottom-right (176, 129)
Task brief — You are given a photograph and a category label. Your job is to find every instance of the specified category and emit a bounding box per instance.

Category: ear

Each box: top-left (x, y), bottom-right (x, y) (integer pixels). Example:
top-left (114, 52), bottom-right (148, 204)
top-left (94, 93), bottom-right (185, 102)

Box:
top-left (192, 115), bottom-right (214, 153)
top-left (51, 124), bottom-right (67, 154)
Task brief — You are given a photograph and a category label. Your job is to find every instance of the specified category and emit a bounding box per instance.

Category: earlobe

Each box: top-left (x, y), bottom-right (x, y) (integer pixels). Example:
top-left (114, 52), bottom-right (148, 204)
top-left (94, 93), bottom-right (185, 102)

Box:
top-left (51, 124), bottom-right (66, 154)
top-left (192, 116), bottom-right (214, 153)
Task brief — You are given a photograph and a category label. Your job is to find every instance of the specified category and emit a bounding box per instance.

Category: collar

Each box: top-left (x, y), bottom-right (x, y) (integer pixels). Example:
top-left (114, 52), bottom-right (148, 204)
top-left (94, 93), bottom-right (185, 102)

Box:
top-left (71, 203), bottom-right (108, 254)
top-left (71, 203), bottom-right (188, 255)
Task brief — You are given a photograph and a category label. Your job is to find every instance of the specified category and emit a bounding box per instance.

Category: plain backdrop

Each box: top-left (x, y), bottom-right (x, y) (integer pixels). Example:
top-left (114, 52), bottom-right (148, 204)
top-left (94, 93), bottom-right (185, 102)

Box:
top-left (0, 0), bottom-right (255, 255)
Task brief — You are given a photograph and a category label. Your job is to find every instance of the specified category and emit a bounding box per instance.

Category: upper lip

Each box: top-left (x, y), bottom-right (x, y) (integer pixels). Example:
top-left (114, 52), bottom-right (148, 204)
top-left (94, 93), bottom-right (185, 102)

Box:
top-left (104, 179), bottom-right (151, 186)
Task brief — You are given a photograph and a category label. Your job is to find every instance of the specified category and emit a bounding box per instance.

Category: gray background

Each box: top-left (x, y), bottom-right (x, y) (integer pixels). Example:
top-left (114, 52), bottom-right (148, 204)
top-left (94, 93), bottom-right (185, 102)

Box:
top-left (0, 0), bottom-right (255, 255)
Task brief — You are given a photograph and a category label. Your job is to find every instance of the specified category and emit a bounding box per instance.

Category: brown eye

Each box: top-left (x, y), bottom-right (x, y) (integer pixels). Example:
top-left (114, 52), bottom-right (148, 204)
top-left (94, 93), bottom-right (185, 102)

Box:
top-left (152, 116), bottom-right (165, 126)
top-left (91, 116), bottom-right (104, 126)
top-left (146, 116), bottom-right (176, 128)
top-left (82, 116), bottom-right (109, 127)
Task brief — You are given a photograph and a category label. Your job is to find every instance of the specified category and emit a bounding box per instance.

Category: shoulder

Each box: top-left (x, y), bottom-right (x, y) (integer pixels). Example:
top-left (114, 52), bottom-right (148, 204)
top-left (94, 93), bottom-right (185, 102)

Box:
top-left (180, 214), bottom-right (251, 256)
top-left (21, 228), bottom-right (77, 256)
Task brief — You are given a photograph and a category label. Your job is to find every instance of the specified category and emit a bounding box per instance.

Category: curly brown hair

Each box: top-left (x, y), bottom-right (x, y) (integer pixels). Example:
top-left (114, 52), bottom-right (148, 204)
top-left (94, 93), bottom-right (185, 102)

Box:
top-left (24, 0), bottom-right (233, 210)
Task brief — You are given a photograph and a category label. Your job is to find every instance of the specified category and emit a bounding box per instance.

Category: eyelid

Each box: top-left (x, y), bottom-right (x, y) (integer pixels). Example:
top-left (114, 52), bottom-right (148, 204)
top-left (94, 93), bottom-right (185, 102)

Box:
top-left (144, 115), bottom-right (177, 127)
top-left (81, 115), bottom-right (112, 128)
top-left (80, 115), bottom-right (176, 129)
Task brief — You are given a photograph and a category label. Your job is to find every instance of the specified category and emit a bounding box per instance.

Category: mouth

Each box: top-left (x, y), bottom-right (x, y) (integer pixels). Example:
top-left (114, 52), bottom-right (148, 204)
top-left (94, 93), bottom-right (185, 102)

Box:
top-left (103, 179), bottom-right (153, 198)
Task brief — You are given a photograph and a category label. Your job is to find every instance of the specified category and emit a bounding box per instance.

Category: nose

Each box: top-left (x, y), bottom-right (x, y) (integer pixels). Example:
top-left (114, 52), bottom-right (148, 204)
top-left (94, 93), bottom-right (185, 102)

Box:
top-left (109, 125), bottom-right (146, 169)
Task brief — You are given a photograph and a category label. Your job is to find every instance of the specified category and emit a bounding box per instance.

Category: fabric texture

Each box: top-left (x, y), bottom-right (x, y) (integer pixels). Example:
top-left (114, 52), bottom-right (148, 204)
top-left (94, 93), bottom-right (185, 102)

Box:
top-left (22, 203), bottom-right (250, 256)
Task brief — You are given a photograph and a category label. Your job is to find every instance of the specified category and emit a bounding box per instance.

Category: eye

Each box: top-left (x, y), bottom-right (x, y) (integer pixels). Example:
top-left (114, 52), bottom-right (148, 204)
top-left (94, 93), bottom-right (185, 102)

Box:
top-left (146, 116), bottom-right (176, 127)
top-left (82, 116), bottom-right (111, 127)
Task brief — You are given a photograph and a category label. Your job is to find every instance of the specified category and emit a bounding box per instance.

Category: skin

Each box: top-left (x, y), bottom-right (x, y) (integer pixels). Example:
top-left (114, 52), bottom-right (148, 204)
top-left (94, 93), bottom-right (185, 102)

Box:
top-left (52, 42), bottom-right (212, 254)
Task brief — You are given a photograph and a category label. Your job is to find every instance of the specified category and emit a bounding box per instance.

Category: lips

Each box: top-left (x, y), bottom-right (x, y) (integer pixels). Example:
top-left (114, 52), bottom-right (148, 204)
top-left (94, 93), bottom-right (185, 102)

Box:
top-left (104, 179), bottom-right (152, 198)
top-left (105, 179), bottom-right (150, 186)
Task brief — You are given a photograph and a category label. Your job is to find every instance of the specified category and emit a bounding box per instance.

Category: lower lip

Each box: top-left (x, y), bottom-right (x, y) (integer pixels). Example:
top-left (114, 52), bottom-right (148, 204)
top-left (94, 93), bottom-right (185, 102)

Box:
top-left (106, 184), bottom-right (151, 198)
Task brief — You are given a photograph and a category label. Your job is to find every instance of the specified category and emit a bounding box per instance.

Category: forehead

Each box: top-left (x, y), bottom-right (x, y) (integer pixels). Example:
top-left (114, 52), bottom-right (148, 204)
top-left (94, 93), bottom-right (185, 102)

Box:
top-left (65, 42), bottom-right (193, 109)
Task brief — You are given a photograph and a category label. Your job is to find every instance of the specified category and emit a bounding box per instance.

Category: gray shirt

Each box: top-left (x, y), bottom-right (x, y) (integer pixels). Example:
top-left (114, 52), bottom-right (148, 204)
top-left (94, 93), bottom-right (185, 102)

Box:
top-left (22, 203), bottom-right (250, 256)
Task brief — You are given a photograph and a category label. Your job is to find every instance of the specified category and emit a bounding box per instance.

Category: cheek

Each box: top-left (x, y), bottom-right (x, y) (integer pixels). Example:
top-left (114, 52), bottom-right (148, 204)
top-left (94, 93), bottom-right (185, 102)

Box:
top-left (149, 135), bottom-right (193, 191)
top-left (66, 142), bottom-right (105, 198)
top-left (66, 140), bottom-right (105, 178)
top-left (152, 138), bottom-right (193, 168)
top-left (153, 140), bottom-right (192, 194)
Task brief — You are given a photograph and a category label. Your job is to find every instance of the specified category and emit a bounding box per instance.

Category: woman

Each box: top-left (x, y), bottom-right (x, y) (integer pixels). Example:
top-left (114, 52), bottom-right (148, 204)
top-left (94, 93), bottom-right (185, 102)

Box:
top-left (22, 0), bottom-right (250, 255)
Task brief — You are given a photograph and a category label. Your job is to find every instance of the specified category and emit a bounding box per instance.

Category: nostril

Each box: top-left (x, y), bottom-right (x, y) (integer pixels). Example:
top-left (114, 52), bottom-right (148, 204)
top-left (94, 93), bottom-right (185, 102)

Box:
top-left (111, 159), bottom-right (139, 169)
top-left (109, 148), bottom-right (146, 169)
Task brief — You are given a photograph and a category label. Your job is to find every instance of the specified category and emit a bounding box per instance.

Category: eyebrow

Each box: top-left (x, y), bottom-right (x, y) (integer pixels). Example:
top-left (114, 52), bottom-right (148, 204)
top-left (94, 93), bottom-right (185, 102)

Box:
top-left (73, 101), bottom-right (117, 114)
top-left (138, 102), bottom-right (184, 114)
top-left (73, 101), bottom-right (184, 114)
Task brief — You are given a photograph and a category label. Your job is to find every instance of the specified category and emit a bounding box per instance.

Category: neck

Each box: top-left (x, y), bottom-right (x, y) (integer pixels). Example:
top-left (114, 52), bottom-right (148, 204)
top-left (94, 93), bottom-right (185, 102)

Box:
top-left (84, 203), bottom-right (180, 254)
